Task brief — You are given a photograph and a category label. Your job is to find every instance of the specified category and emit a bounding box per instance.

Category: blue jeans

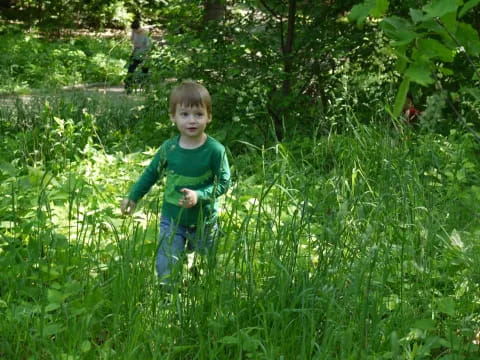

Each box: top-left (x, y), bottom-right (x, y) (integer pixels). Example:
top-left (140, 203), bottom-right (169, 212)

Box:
top-left (156, 216), bottom-right (217, 285)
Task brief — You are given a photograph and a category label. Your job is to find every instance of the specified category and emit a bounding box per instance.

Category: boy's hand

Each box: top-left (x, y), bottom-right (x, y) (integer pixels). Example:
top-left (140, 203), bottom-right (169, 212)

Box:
top-left (179, 188), bottom-right (198, 208)
top-left (121, 198), bottom-right (137, 215)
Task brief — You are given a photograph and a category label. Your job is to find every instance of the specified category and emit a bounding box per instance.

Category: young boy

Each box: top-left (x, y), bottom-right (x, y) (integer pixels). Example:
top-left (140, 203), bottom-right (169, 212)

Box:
top-left (121, 81), bottom-right (230, 287)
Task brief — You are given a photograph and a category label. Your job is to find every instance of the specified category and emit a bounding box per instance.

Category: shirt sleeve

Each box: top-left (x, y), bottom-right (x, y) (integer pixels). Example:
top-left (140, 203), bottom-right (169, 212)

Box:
top-left (196, 147), bottom-right (230, 202)
top-left (128, 145), bottom-right (167, 203)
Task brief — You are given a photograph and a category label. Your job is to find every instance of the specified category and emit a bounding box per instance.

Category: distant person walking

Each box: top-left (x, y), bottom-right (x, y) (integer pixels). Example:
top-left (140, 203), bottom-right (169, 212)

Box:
top-left (125, 19), bottom-right (151, 93)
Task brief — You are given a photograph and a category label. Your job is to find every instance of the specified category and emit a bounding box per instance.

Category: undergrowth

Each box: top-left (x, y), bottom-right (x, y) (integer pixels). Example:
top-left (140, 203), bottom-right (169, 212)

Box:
top-left (1, 91), bottom-right (479, 359)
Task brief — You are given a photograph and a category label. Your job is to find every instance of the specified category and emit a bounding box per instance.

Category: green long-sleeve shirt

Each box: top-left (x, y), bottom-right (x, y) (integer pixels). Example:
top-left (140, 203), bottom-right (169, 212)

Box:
top-left (128, 135), bottom-right (230, 226)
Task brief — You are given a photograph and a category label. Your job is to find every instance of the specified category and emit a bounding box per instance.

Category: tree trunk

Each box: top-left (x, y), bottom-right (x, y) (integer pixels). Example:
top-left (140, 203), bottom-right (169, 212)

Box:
top-left (275, 0), bottom-right (296, 141)
top-left (261, 0), bottom-right (297, 141)
top-left (204, 0), bottom-right (226, 22)
top-left (281, 0), bottom-right (296, 97)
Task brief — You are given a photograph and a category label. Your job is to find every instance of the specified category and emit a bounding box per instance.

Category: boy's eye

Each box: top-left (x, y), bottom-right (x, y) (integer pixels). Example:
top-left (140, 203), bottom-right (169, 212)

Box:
top-left (195, 112), bottom-right (204, 117)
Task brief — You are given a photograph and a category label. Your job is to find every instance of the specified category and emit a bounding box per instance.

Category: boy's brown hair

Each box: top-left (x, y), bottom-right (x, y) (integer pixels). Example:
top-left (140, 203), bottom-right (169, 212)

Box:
top-left (169, 81), bottom-right (212, 118)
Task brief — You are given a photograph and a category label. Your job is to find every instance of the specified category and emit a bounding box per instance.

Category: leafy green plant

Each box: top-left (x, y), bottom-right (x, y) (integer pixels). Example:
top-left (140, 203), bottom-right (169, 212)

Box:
top-left (349, 0), bottom-right (480, 122)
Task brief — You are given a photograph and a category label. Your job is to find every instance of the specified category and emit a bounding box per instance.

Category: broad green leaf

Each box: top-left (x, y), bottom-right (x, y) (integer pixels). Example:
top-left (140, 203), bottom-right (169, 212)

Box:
top-left (47, 288), bottom-right (64, 304)
top-left (27, 166), bottom-right (54, 187)
top-left (437, 297), bottom-right (456, 316)
top-left (422, 0), bottom-right (461, 20)
top-left (0, 161), bottom-right (17, 176)
top-left (45, 303), bottom-right (61, 312)
top-left (390, 31), bottom-right (419, 46)
top-left (370, 0), bottom-right (390, 17)
top-left (419, 12), bottom-right (458, 35)
top-left (81, 340), bottom-right (92, 353)
top-left (459, 0), bottom-right (480, 18)
top-left (455, 22), bottom-right (480, 55)
top-left (417, 38), bottom-right (455, 62)
top-left (381, 16), bottom-right (413, 32)
top-left (462, 86), bottom-right (480, 100)
top-left (64, 280), bottom-right (82, 298)
top-left (439, 12), bottom-right (459, 34)
top-left (349, 0), bottom-right (388, 24)
top-left (42, 323), bottom-right (63, 337)
top-left (349, 3), bottom-right (372, 25)
top-left (413, 318), bottom-right (436, 330)
top-left (395, 56), bottom-right (408, 72)
top-left (422, 336), bottom-right (444, 351)
top-left (405, 60), bottom-right (434, 86)
top-left (393, 45), bottom-right (409, 63)
top-left (392, 77), bottom-right (410, 118)
top-left (381, 16), bottom-right (417, 45)
top-left (41, 264), bottom-right (62, 280)
top-left (410, 8), bottom-right (425, 23)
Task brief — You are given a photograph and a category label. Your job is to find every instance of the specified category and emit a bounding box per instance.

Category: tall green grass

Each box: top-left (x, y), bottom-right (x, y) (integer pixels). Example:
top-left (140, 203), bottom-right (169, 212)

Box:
top-left (1, 91), bottom-right (479, 359)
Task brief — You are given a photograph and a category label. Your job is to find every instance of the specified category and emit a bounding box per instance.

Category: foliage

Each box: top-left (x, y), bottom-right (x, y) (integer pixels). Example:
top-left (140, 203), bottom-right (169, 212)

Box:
top-left (349, 0), bottom-right (480, 122)
top-left (4, 0), bottom-right (478, 138)
top-left (145, 1), bottom-right (401, 144)
top-left (0, 29), bottom-right (129, 92)
top-left (1, 0), bottom-right (133, 29)
top-left (1, 87), bottom-right (480, 358)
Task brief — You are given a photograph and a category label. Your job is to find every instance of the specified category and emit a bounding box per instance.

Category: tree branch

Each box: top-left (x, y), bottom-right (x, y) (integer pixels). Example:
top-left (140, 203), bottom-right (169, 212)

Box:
top-left (258, 0), bottom-right (282, 19)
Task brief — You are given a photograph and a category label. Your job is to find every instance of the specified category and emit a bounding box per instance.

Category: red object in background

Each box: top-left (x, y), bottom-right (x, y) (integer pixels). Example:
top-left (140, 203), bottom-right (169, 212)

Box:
top-left (404, 106), bottom-right (421, 124)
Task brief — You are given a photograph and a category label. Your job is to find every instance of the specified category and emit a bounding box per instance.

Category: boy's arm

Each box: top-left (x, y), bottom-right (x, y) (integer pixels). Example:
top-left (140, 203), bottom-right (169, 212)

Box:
top-left (195, 149), bottom-right (231, 201)
top-left (128, 147), bottom-right (166, 203)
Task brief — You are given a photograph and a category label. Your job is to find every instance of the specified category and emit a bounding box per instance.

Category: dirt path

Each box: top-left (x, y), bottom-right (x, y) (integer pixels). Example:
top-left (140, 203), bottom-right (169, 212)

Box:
top-left (61, 83), bottom-right (126, 94)
top-left (0, 83), bottom-right (141, 109)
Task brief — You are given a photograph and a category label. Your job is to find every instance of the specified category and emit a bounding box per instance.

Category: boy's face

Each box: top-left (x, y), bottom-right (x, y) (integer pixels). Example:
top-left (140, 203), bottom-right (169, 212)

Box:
top-left (171, 103), bottom-right (211, 142)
